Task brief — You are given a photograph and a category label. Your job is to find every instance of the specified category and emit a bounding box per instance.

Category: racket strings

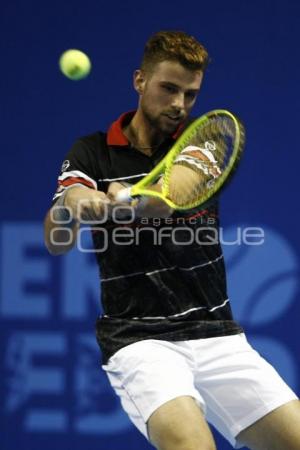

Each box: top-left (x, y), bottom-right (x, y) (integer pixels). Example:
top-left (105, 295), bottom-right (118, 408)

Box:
top-left (165, 116), bottom-right (237, 207)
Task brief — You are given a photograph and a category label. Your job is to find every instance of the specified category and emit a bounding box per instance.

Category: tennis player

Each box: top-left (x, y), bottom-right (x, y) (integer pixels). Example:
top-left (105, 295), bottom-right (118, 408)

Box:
top-left (44, 31), bottom-right (300, 450)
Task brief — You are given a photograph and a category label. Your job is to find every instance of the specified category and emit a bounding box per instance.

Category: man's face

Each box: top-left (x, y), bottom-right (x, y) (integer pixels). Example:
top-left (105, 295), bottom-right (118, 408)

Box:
top-left (135, 60), bottom-right (203, 136)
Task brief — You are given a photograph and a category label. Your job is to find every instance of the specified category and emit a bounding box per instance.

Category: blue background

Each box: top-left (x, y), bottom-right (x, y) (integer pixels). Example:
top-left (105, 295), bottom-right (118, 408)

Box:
top-left (1, 1), bottom-right (299, 449)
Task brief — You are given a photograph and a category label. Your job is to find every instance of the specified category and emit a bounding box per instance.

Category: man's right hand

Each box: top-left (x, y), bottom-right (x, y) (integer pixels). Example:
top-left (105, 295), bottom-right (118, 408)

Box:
top-left (107, 182), bottom-right (173, 219)
top-left (64, 186), bottom-right (111, 222)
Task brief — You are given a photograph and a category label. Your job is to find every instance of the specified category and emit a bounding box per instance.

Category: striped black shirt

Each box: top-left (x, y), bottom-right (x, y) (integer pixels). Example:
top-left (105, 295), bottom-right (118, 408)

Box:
top-left (53, 112), bottom-right (243, 363)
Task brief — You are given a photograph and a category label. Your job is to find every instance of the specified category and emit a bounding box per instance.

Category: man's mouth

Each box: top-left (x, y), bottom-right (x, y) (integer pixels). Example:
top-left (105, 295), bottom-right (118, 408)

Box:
top-left (164, 114), bottom-right (183, 123)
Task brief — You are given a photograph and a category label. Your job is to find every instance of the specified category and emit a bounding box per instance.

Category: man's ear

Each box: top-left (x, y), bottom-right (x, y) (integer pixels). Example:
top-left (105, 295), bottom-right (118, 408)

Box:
top-left (133, 69), bottom-right (146, 95)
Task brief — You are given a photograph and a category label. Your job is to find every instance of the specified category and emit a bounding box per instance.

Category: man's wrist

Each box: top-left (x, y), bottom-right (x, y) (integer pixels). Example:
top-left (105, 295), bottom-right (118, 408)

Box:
top-left (52, 185), bottom-right (91, 225)
top-left (52, 189), bottom-right (76, 225)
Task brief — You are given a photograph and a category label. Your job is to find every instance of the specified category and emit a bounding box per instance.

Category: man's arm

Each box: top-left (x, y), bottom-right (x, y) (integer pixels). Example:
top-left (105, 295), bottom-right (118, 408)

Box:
top-left (44, 186), bottom-right (111, 255)
top-left (44, 182), bottom-right (173, 256)
top-left (44, 209), bottom-right (79, 255)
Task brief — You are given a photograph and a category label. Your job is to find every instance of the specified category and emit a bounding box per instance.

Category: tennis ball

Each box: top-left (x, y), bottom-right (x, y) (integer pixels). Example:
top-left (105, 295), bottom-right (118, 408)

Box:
top-left (59, 49), bottom-right (91, 80)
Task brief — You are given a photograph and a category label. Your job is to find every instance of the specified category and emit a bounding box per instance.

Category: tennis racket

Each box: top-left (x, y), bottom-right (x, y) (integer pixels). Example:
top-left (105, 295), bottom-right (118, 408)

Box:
top-left (116, 109), bottom-right (245, 210)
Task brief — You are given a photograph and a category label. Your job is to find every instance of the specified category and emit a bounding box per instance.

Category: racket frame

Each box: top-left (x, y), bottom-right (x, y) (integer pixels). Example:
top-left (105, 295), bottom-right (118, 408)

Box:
top-left (117, 109), bottom-right (244, 209)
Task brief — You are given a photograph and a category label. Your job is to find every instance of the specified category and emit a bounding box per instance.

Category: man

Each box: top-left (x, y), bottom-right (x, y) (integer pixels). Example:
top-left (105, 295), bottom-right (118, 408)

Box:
top-left (44, 31), bottom-right (300, 450)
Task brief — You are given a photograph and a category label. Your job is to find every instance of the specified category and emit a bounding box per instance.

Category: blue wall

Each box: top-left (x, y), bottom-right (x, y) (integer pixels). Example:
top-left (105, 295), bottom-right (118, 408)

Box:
top-left (1, 1), bottom-right (299, 449)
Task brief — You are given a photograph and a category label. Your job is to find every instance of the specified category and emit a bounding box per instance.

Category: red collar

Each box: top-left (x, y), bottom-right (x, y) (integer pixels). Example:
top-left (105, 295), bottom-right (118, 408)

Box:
top-left (107, 111), bottom-right (184, 146)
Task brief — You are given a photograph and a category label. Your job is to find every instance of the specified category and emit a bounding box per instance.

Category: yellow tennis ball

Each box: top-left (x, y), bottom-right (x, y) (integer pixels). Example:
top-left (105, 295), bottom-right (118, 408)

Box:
top-left (59, 49), bottom-right (91, 80)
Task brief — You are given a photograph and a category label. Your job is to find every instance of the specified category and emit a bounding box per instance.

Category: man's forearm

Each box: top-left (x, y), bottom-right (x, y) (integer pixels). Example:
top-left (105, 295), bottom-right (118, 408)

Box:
top-left (44, 186), bottom-right (86, 255)
top-left (44, 208), bottom-right (79, 255)
top-left (44, 186), bottom-right (111, 255)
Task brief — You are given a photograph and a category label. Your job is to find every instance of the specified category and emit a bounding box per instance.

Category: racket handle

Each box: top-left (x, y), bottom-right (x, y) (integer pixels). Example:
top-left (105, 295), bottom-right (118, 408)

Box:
top-left (115, 187), bottom-right (133, 203)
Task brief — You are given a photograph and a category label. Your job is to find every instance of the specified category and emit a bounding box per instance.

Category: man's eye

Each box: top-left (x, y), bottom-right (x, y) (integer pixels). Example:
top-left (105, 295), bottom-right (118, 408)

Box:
top-left (163, 85), bottom-right (176, 93)
top-left (186, 92), bottom-right (196, 100)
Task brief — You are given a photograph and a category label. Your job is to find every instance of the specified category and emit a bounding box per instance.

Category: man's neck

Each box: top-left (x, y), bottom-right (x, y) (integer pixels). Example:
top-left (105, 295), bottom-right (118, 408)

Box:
top-left (123, 110), bottom-right (165, 155)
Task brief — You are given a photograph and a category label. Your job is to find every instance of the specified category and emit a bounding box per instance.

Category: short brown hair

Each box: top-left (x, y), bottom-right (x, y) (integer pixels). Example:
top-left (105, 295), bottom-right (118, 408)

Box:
top-left (141, 30), bottom-right (210, 73)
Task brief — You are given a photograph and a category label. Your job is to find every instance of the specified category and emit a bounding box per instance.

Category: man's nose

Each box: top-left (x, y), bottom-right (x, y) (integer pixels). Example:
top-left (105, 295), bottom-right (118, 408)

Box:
top-left (171, 92), bottom-right (185, 111)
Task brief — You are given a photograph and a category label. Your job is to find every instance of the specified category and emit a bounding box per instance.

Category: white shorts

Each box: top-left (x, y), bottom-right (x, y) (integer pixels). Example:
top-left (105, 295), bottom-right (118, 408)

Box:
top-left (102, 334), bottom-right (298, 448)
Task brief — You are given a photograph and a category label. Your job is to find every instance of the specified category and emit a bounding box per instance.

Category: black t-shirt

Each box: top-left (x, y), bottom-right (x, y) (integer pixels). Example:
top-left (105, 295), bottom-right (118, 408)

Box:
top-left (52, 111), bottom-right (243, 363)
